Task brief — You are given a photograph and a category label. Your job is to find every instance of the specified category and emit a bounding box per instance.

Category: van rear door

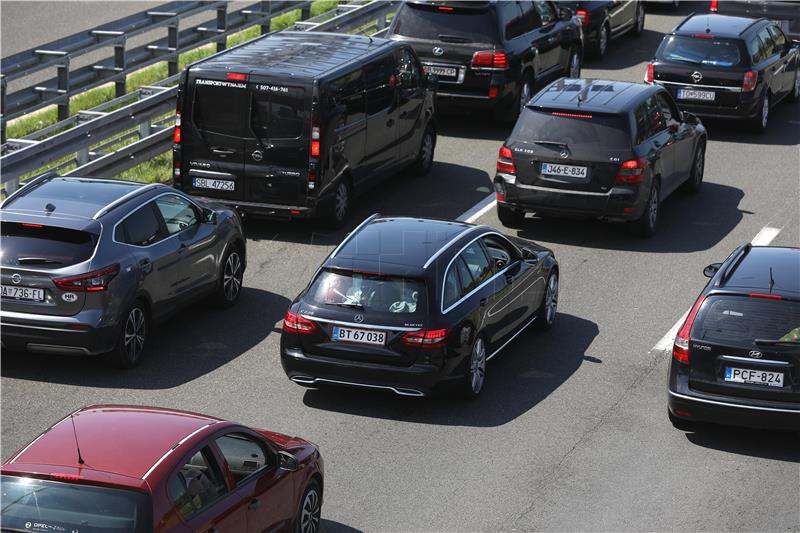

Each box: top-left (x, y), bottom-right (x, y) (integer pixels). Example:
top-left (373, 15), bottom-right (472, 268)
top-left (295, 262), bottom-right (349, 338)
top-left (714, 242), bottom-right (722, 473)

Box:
top-left (182, 72), bottom-right (250, 201)
top-left (244, 78), bottom-right (311, 207)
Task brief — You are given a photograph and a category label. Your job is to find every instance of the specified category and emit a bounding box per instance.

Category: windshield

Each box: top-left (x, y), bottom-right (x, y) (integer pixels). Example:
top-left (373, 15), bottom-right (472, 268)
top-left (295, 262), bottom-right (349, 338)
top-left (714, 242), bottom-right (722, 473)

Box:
top-left (391, 3), bottom-right (497, 44)
top-left (657, 35), bottom-right (746, 67)
top-left (1, 475), bottom-right (152, 533)
top-left (692, 296), bottom-right (800, 347)
top-left (513, 108), bottom-right (631, 150)
top-left (307, 269), bottom-right (426, 316)
top-left (1, 222), bottom-right (98, 268)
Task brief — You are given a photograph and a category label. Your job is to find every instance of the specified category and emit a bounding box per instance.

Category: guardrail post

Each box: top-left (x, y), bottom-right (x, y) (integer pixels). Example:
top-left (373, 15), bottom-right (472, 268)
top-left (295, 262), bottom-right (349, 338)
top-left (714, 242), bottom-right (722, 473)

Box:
top-left (1, 75), bottom-right (6, 144)
top-left (114, 40), bottom-right (127, 98)
top-left (216, 4), bottom-right (228, 52)
top-left (57, 59), bottom-right (70, 121)
top-left (301, 3), bottom-right (311, 21)
top-left (260, 1), bottom-right (272, 34)
top-left (139, 121), bottom-right (151, 140)
top-left (167, 23), bottom-right (179, 77)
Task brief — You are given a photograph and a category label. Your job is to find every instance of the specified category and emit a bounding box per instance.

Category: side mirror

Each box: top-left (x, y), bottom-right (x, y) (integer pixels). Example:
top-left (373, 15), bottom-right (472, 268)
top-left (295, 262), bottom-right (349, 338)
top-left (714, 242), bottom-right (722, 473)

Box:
top-left (202, 207), bottom-right (217, 225)
top-left (703, 262), bottom-right (722, 278)
top-left (522, 247), bottom-right (538, 261)
top-left (278, 451), bottom-right (298, 471)
top-left (682, 111), bottom-right (698, 125)
top-left (559, 6), bottom-right (573, 21)
top-left (425, 72), bottom-right (439, 90)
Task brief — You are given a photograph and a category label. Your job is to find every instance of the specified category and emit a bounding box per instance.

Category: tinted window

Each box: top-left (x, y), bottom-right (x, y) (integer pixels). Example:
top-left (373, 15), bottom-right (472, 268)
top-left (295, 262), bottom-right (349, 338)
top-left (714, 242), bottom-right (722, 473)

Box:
top-left (169, 448), bottom-right (228, 521)
top-left (533, 1), bottom-right (556, 25)
top-left (454, 255), bottom-right (477, 295)
top-left (117, 203), bottom-right (164, 246)
top-left (693, 296), bottom-right (800, 347)
top-left (216, 433), bottom-right (270, 485)
top-left (767, 25), bottom-right (787, 51)
top-left (482, 235), bottom-right (520, 271)
top-left (192, 80), bottom-right (249, 137)
top-left (654, 93), bottom-right (680, 130)
top-left (390, 3), bottom-right (498, 44)
top-left (1, 222), bottom-right (98, 268)
top-left (1, 475), bottom-right (152, 533)
top-left (251, 84), bottom-right (307, 140)
top-left (633, 102), bottom-right (651, 145)
top-left (499, 1), bottom-right (525, 40)
top-left (748, 35), bottom-right (765, 64)
top-left (443, 266), bottom-right (461, 309)
top-left (155, 195), bottom-right (199, 235)
top-left (398, 49), bottom-right (421, 90)
top-left (330, 70), bottom-right (365, 126)
top-left (460, 241), bottom-right (493, 287)
top-left (513, 108), bottom-right (631, 149)
top-left (518, 1), bottom-right (541, 33)
top-left (364, 57), bottom-right (396, 115)
top-left (307, 269), bottom-right (426, 316)
top-left (657, 35), bottom-right (745, 67)
top-left (757, 27), bottom-right (777, 58)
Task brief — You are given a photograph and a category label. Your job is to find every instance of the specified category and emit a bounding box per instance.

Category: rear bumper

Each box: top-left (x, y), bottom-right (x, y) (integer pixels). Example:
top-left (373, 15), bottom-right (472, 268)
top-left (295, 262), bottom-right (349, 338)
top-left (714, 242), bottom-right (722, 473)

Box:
top-left (0, 310), bottom-right (117, 356)
top-left (192, 196), bottom-right (317, 220)
top-left (654, 82), bottom-right (760, 119)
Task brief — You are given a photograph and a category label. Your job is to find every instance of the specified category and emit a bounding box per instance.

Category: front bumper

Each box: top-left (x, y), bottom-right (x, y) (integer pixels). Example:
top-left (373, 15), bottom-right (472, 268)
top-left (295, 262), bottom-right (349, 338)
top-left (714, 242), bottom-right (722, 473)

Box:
top-left (0, 310), bottom-right (117, 356)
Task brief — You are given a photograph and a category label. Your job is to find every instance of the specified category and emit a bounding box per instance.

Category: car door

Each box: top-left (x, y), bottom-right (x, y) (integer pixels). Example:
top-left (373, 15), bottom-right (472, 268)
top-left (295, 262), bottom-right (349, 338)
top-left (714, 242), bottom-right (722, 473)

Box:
top-left (637, 96), bottom-right (677, 196)
top-left (455, 239), bottom-right (507, 349)
top-left (767, 24), bottom-right (794, 97)
top-left (756, 26), bottom-right (784, 97)
top-left (655, 92), bottom-right (694, 192)
top-left (213, 431), bottom-right (294, 533)
top-left (154, 194), bottom-right (218, 300)
top-left (396, 47), bottom-right (426, 164)
top-left (362, 55), bottom-right (399, 183)
top-left (530, 1), bottom-right (561, 77)
top-left (609, 0), bottom-right (636, 36)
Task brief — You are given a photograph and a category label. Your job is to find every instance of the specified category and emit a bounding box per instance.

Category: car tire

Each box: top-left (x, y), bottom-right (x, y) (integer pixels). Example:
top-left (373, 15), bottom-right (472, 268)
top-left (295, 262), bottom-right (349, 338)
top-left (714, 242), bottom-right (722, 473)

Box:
top-left (668, 409), bottom-right (696, 431)
top-left (750, 91), bottom-right (769, 133)
top-left (294, 480), bottom-right (322, 533)
top-left (681, 140), bottom-right (705, 193)
top-left (590, 22), bottom-right (610, 59)
top-left (462, 334), bottom-right (487, 400)
top-left (630, 181), bottom-right (659, 237)
top-left (632, 1), bottom-right (645, 36)
top-left (534, 270), bottom-right (559, 331)
top-left (497, 203), bottom-right (525, 227)
top-left (412, 125), bottom-right (436, 176)
top-left (327, 179), bottom-right (351, 229)
top-left (789, 68), bottom-right (800, 102)
top-left (567, 47), bottom-right (581, 78)
top-left (108, 301), bottom-right (149, 369)
top-left (214, 244), bottom-right (244, 308)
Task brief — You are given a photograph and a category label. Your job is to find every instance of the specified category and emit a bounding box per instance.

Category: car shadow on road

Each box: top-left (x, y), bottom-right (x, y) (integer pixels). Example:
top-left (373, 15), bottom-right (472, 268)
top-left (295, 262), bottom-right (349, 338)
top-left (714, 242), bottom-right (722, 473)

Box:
top-left (437, 110), bottom-right (513, 142)
top-left (583, 28), bottom-right (666, 71)
top-left (701, 104), bottom-right (800, 146)
top-left (512, 181), bottom-right (746, 253)
top-left (0, 287), bottom-right (288, 389)
top-left (684, 425), bottom-right (800, 463)
top-left (322, 520), bottom-right (364, 533)
top-left (301, 313), bottom-right (599, 427)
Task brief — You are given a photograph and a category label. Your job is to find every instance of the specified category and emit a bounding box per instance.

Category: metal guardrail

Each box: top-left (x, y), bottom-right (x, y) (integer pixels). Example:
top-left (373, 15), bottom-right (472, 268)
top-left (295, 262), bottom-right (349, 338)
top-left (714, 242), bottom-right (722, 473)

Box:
top-left (0, 0), bottom-right (397, 195)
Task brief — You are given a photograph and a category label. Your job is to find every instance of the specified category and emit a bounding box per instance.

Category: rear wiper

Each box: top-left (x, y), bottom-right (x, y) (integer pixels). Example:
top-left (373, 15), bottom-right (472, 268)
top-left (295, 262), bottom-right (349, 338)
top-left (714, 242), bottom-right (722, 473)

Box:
top-left (17, 257), bottom-right (62, 265)
top-left (438, 34), bottom-right (471, 43)
top-left (754, 338), bottom-right (800, 347)
top-left (534, 140), bottom-right (568, 149)
top-left (328, 302), bottom-right (364, 310)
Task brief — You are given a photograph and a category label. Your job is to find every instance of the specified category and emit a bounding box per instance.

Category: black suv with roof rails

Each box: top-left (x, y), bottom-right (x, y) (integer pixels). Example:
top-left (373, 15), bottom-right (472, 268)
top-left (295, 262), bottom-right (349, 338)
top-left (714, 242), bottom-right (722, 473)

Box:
top-left (387, 0), bottom-right (583, 121)
top-left (668, 244), bottom-right (800, 431)
top-left (173, 31), bottom-right (437, 226)
top-left (646, 13), bottom-right (800, 133)
top-left (494, 78), bottom-right (707, 237)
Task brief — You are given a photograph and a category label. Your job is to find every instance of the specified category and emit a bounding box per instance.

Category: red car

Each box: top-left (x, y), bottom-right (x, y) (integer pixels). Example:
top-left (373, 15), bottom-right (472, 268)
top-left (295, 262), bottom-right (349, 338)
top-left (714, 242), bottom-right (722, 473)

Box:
top-left (1, 405), bottom-right (324, 533)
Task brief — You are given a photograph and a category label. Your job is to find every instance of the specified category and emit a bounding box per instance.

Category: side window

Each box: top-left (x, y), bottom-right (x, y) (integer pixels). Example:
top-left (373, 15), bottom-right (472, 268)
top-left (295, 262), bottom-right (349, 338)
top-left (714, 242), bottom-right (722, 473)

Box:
top-left (169, 447), bottom-right (228, 521)
top-left (757, 27), bottom-right (776, 59)
top-left (499, 1), bottom-right (525, 40)
top-left (767, 25), bottom-right (787, 51)
top-left (748, 35), bottom-right (765, 64)
top-left (518, 1), bottom-right (541, 33)
top-left (454, 255), bottom-right (476, 295)
top-left (215, 433), bottom-right (270, 486)
top-left (459, 241), bottom-right (493, 288)
top-left (364, 57), bottom-right (396, 115)
top-left (654, 93), bottom-right (680, 131)
top-left (330, 70), bottom-right (365, 126)
top-left (443, 267), bottom-right (461, 309)
top-left (644, 96), bottom-right (666, 137)
top-left (397, 49), bottom-right (421, 90)
top-left (633, 102), bottom-right (651, 145)
top-left (116, 202), bottom-right (165, 247)
top-left (533, 1), bottom-right (556, 25)
top-left (155, 195), bottom-right (199, 235)
top-left (482, 235), bottom-right (520, 272)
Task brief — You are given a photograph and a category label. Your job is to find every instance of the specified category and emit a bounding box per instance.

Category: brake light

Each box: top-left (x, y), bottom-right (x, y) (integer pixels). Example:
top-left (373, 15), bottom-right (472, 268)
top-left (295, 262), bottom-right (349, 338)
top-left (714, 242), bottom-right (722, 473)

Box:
top-left (173, 125), bottom-right (181, 144)
top-left (50, 473), bottom-right (82, 481)
top-left (644, 62), bottom-right (654, 84)
top-left (282, 309), bottom-right (317, 335)
top-left (496, 145), bottom-right (515, 174)
top-left (742, 70), bottom-right (758, 92)
top-left (21, 223), bottom-right (43, 228)
top-left (551, 111), bottom-right (593, 119)
top-left (575, 9), bottom-right (590, 27)
top-left (401, 328), bottom-right (447, 348)
top-left (53, 264), bottom-right (119, 292)
top-left (471, 50), bottom-right (508, 69)
top-left (710, 0), bottom-right (718, 12)
top-left (310, 140), bottom-right (320, 157)
top-left (226, 72), bottom-right (247, 82)
top-left (692, 33), bottom-right (715, 39)
top-left (614, 159), bottom-right (646, 184)
top-left (749, 293), bottom-right (782, 300)
top-left (673, 294), bottom-right (706, 364)
top-left (437, 5), bottom-right (454, 11)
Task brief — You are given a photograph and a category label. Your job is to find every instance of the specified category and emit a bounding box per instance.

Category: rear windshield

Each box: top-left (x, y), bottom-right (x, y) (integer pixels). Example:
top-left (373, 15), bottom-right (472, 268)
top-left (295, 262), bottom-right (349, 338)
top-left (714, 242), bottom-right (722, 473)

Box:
top-left (657, 35), bottom-right (746, 67)
top-left (192, 79), bottom-right (250, 138)
top-left (1, 475), bottom-right (152, 533)
top-left (391, 3), bottom-right (498, 44)
top-left (307, 269), bottom-right (426, 316)
top-left (1, 222), bottom-right (98, 268)
top-left (512, 108), bottom-right (631, 149)
top-left (692, 296), bottom-right (800, 347)
top-left (250, 84), bottom-right (307, 140)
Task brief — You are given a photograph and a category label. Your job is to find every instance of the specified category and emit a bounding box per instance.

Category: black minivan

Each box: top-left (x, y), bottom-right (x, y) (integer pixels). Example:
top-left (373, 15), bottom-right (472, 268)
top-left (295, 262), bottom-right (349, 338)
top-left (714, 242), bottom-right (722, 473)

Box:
top-left (174, 32), bottom-right (437, 225)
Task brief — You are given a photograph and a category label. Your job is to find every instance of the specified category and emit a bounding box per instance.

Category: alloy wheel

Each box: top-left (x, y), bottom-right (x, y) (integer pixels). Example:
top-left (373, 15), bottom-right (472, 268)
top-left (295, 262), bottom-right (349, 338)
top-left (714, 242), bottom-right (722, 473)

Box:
top-left (300, 488), bottom-right (321, 533)
top-left (420, 131), bottom-right (434, 169)
top-left (761, 94), bottom-right (769, 129)
top-left (569, 51), bottom-right (580, 78)
top-left (123, 307), bottom-right (146, 363)
top-left (470, 337), bottom-right (486, 395)
top-left (335, 182), bottom-right (349, 222)
top-left (648, 185), bottom-right (659, 229)
top-left (223, 251), bottom-right (242, 302)
top-left (694, 145), bottom-right (705, 187)
top-left (545, 273), bottom-right (559, 325)
top-left (599, 25), bottom-right (609, 56)
top-left (795, 72), bottom-right (800, 98)
top-left (519, 80), bottom-right (531, 111)
top-left (636, 3), bottom-right (645, 32)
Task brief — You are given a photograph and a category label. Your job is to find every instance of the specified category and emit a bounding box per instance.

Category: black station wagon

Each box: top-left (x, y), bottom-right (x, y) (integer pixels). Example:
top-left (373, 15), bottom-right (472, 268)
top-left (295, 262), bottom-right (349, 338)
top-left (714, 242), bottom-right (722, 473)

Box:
top-left (280, 215), bottom-right (559, 398)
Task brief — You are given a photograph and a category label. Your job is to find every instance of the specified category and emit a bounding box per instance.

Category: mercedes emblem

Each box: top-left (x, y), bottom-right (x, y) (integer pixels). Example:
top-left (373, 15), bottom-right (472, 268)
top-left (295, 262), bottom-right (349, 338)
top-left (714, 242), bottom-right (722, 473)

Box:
top-left (11, 273), bottom-right (22, 285)
top-left (432, 46), bottom-right (444, 57)
top-left (748, 350), bottom-right (763, 359)
top-left (354, 314), bottom-right (364, 324)
top-left (691, 71), bottom-right (703, 83)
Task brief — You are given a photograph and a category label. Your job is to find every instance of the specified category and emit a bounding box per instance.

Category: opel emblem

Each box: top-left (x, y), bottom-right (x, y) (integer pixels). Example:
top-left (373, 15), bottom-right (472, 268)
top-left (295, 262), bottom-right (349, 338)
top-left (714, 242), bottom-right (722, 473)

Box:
top-left (691, 71), bottom-right (703, 83)
top-left (354, 314), bottom-right (364, 324)
top-left (748, 350), bottom-right (763, 359)
top-left (11, 273), bottom-right (22, 285)
top-left (559, 149), bottom-right (569, 159)
top-left (251, 150), bottom-right (263, 162)
top-left (432, 46), bottom-right (444, 57)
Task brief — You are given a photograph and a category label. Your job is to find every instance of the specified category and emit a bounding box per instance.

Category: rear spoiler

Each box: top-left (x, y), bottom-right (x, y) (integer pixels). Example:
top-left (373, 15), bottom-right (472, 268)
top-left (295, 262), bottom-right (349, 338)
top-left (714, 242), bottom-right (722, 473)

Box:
top-left (0, 209), bottom-right (103, 234)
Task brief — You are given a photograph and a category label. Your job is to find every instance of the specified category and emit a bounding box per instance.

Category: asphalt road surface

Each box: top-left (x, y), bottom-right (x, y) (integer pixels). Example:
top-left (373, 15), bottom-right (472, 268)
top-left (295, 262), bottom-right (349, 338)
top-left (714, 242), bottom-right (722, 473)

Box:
top-left (2, 2), bottom-right (799, 531)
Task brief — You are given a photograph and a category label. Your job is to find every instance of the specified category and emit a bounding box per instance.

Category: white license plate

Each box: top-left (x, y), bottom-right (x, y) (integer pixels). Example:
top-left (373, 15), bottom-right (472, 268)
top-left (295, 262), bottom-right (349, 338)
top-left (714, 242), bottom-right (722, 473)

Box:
top-left (725, 367), bottom-right (783, 387)
top-left (332, 326), bottom-right (386, 346)
top-left (1, 285), bottom-right (45, 302)
top-left (193, 177), bottom-right (235, 191)
top-left (677, 88), bottom-right (715, 101)
top-left (541, 162), bottom-right (588, 179)
top-left (424, 65), bottom-right (457, 78)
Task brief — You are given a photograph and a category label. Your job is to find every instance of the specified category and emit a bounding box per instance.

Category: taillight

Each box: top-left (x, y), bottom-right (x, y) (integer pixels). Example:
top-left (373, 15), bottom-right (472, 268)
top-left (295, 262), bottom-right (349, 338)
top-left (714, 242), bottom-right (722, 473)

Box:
top-left (173, 100), bottom-right (181, 145)
top-left (644, 62), bottom-right (654, 84)
top-left (53, 264), bottom-right (119, 292)
top-left (50, 473), bottom-right (82, 481)
top-left (575, 9), bottom-right (590, 26)
top-left (742, 71), bottom-right (758, 92)
top-left (496, 145), bottom-right (515, 174)
top-left (488, 86), bottom-right (499, 99)
top-left (749, 293), bottom-right (782, 300)
top-left (471, 50), bottom-right (508, 69)
top-left (282, 309), bottom-right (317, 335)
top-left (614, 159), bottom-right (645, 184)
top-left (226, 72), bottom-right (247, 82)
top-left (673, 294), bottom-right (706, 364)
top-left (710, 0), bottom-right (718, 12)
top-left (401, 328), bottom-right (448, 348)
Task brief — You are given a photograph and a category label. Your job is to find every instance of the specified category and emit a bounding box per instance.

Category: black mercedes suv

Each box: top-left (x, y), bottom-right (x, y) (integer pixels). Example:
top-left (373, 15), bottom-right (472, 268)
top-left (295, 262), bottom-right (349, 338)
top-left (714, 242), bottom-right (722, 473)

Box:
top-left (668, 244), bottom-right (800, 431)
top-left (494, 78), bottom-right (707, 237)
top-left (646, 13), bottom-right (800, 132)
top-left (387, 0), bottom-right (583, 121)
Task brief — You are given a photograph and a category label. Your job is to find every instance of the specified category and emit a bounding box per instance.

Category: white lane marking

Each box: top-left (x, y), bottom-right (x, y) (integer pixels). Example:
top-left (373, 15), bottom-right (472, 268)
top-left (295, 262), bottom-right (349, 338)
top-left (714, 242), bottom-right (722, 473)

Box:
top-left (457, 193), bottom-right (496, 223)
top-left (652, 225), bottom-right (783, 351)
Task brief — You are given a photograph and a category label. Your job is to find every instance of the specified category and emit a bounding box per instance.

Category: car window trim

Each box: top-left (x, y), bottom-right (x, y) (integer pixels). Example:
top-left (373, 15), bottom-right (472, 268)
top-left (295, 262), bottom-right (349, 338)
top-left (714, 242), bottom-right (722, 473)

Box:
top-left (112, 192), bottom-right (207, 249)
top-left (212, 432), bottom-right (275, 489)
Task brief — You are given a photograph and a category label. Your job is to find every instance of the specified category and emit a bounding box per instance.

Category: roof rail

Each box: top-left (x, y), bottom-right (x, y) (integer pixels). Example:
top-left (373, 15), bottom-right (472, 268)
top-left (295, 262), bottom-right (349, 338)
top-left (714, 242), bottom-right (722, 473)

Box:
top-left (673, 12), bottom-right (696, 32)
top-left (717, 243), bottom-right (752, 286)
top-left (92, 182), bottom-right (161, 219)
top-left (329, 213), bottom-right (381, 258)
top-left (1, 171), bottom-right (59, 208)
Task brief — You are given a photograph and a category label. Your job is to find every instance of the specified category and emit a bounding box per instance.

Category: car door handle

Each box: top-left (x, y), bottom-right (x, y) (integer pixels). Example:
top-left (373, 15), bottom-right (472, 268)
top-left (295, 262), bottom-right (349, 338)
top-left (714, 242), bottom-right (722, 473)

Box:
top-left (479, 298), bottom-right (488, 307)
top-left (505, 274), bottom-right (514, 285)
top-left (653, 140), bottom-right (661, 148)
top-left (387, 118), bottom-right (395, 127)
top-left (211, 148), bottom-right (236, 156)
top-left (138, 258), bottom-right (152, 274)
top-left (178, 243), bottom-right (188, 253)
top-left (248, 498), bottom-right (260, 511)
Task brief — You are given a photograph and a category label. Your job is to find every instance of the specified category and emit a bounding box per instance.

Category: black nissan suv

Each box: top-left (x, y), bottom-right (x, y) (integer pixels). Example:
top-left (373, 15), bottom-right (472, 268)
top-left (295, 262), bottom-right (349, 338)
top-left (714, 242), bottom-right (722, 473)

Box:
top-left (387, 0), bottom-right (583, 121)
top-left (646, 13), bottom-right (800, 133)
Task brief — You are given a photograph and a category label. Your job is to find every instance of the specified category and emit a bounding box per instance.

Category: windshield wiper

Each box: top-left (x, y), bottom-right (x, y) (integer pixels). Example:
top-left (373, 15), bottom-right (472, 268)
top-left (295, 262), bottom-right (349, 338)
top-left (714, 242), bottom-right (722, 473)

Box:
top-left (328, 302), bottom-right (364, 310)
top-left (754, 338), bottom-right (800, 347)
top-left (17, 257), bottom-right (62, 265)
top-left (438, 34), bottom-right (471, 43)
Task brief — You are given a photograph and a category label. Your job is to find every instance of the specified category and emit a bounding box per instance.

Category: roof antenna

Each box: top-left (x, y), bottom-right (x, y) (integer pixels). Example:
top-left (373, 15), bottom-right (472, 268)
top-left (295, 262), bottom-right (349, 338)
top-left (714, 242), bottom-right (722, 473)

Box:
top-left (769, 266), bottom-right (775, 292)
top-left (70, 413), bottom-right (85, 465)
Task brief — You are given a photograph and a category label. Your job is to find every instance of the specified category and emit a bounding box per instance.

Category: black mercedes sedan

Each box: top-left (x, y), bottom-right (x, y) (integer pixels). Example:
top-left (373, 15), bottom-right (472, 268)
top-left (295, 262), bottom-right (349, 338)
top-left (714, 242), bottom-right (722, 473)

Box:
top-left (280, 215), bottom-right (559, 399)
top-left (668, 244), bottom-right (800, 431)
